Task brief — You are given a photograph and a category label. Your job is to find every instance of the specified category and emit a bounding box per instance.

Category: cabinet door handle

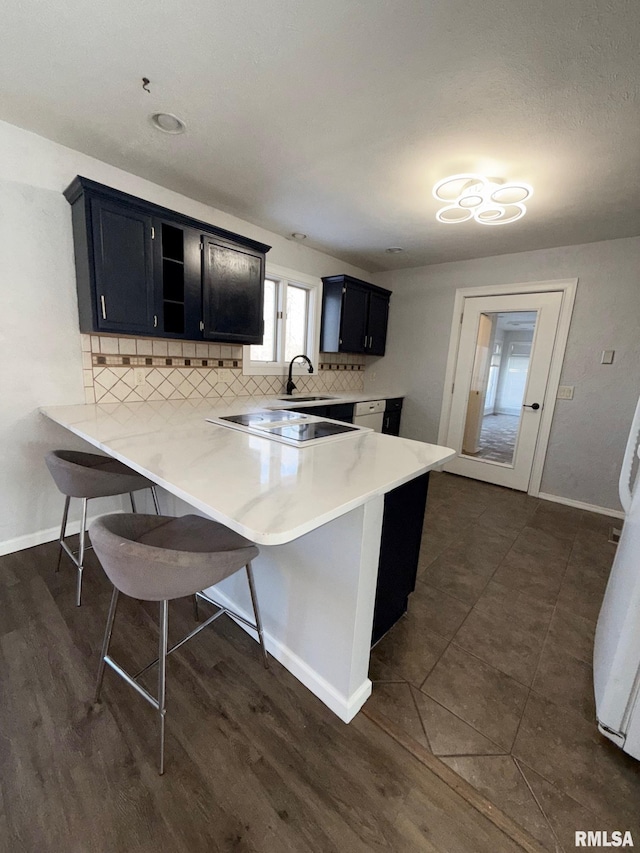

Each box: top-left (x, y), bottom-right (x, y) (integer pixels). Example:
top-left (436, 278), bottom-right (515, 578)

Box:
top-left (199, 321), bottom-right (205, 332)
top-left (363, 335), bottom-right (367, 348)
top-left (369, 335), bottom-right (373, 348)
top-left (153, 315), bottom-right (158, 328)
top-left (100, 294), bottom-right (107, 320)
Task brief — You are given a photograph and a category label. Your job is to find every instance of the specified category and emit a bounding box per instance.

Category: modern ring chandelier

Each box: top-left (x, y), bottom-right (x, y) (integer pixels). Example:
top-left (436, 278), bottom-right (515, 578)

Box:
top-left (433, 174), bottom-right (533, 225)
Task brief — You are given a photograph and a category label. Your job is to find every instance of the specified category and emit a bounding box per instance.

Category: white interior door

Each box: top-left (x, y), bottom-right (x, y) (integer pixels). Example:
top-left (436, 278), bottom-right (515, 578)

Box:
top-left (444, 291), bottom-right (563, 490)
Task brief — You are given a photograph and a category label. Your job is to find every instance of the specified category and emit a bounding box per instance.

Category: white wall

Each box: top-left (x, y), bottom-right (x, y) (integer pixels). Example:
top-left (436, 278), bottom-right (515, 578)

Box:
top-left (366, 237), bottom-right (640, 511)
top-left (0, 119), bottom-right (371, 553)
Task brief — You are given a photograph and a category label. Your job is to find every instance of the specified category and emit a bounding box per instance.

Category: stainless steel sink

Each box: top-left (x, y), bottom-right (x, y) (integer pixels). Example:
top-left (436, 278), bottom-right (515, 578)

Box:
top-left (278, 396), bottom-right (338, 402)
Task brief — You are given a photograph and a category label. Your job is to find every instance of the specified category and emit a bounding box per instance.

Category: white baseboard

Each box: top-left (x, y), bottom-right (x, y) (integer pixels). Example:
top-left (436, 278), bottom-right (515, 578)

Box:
top-left (0, 511), bottom-right (123, 557)
top-left (205, 585), bottom-right (372, 724)
top-left (537, 492), bottom-right (624, 520)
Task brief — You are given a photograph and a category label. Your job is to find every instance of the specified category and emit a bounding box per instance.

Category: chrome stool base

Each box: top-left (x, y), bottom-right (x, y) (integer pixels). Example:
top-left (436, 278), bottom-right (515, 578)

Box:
top-left (94, 562), bottom-right (268, 775)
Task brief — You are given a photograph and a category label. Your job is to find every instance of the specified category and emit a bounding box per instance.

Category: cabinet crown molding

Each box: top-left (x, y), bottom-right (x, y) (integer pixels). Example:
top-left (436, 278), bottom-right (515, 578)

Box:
top-left (321, 273), bottom-right (392, 299)
top-left (64, 176), bottom-right (271, 256)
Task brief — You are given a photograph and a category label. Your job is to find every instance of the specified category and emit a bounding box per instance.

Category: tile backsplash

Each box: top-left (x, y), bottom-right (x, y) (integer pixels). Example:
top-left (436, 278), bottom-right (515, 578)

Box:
top-left (81, 334), bottom-right (366, 404)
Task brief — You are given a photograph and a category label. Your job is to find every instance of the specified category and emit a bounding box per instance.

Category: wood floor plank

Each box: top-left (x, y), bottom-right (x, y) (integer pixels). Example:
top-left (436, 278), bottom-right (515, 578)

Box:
top-left (362, 704), bottom-right (548, 853)
top-left (0, 542), bottom-right (532, 852)
top-left (0, 588), bottom-right (182, 852)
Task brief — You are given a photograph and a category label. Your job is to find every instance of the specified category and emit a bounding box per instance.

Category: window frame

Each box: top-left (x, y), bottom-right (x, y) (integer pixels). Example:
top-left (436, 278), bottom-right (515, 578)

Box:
top-left (242, 263), bottom-right (322, 376)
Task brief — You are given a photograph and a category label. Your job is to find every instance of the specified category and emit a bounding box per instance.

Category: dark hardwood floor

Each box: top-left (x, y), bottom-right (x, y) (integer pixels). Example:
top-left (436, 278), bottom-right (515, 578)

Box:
top-left (0, 536), bottom-right (531, 852)
top-left (368, 473), bottom-right (640, 852)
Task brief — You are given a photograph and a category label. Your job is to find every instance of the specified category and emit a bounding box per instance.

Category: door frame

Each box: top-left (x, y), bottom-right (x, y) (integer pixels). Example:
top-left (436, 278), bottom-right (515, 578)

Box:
top-left (437, 278), bottom-right (578, 496)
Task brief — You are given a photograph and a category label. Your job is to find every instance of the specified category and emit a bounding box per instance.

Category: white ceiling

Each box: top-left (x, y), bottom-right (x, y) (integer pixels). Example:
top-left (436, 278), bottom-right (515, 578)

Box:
top-left (1, 0), bottom-right (639, 272)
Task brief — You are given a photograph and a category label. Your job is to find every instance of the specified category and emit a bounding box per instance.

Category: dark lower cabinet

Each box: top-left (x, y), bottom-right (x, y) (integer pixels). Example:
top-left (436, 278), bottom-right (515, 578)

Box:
top-left (382, 398), bottom-right (403, 435)
top-left (372, 472), bottom-right (430, 646)
top-left (290, 403), bottom-right (354, 423)
top-left (382, 410), bottom-right (401, 435)
top-left (291, 405), bottom-right (328, 417)
top-left (324, 403), bottom-right (354, 423)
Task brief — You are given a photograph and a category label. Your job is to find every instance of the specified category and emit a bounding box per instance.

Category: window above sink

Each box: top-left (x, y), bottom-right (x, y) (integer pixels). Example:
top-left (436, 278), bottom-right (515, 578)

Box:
top-left (242, 263), bottom-right (321, 377)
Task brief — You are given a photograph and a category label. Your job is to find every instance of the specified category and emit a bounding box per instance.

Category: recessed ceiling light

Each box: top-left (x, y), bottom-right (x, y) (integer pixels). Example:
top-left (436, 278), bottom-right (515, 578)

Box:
top-left (291, 232), bottom-right (307, 240)
top-left (385, 247), bottom-right (403, 253)
top-left (433, 173), bottom-right (533, 225)
top-left (150, 113), bottom-right (186, 134)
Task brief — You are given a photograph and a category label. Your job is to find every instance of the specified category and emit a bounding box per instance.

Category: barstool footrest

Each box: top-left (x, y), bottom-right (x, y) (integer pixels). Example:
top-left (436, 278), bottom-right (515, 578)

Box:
top-left (131, 605), bottom-right (226, 682)
top-left (60, 539), bottom-right (93, 567)
top-left (98, 589), bottom-right (268, 737)
top-left (99, 603), bottom-right (230, 715)
top-left (196, 591), bottom-right (260, 634)
top-left (103, 655), bottom-right (160, 710)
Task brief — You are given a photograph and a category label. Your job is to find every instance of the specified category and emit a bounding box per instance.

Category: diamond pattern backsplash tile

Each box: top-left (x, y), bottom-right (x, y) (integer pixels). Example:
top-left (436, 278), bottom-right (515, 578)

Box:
top-left (83, 334), bottom-right (366, 405)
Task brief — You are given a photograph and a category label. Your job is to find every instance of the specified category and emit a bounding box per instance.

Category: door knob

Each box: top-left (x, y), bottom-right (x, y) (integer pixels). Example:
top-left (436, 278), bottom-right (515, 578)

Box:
top-left (523, 402), bottom-right (541, 410)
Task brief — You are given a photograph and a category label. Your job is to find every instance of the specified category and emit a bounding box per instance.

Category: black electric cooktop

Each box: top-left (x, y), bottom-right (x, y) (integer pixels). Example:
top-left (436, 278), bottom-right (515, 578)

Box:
top-left (267, 422), bottom-right (358, 442)
top-left (221, 410), bottom-right (301, 427)
top-left (210, 409), bottom-right (365, 447)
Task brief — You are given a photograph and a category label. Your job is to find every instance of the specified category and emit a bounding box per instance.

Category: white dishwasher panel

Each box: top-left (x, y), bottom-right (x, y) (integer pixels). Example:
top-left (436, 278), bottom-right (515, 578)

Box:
top-left (354, 400), bottom-right (385, 433)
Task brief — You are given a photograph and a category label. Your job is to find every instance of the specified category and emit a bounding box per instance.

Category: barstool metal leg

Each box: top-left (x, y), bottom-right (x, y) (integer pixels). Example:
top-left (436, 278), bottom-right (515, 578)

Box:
top-left (150, 486), bottom-right (160, 515)
top-left (55, 495), bottom-right (71, 573)
top-left (192, 594), bottom-right (200, 622)
top-left (129, 492), bottom-right (137, 512)
top-left (246, 562), bottom-right (269, 669)
top-left (76, 498), bottom-right (88, 607)
top-left (158, 600), bottom-right (169, 775)
top-left (94, 586), bottom-right (120, 703)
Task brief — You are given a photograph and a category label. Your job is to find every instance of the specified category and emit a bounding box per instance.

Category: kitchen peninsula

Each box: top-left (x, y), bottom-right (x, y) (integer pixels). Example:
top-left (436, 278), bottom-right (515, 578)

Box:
top-left (42, 396), bottom-right (454, 722)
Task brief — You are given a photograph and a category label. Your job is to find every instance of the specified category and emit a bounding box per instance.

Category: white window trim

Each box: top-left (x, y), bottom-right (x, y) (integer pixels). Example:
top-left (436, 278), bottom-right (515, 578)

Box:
top-left (242, 263), bottom-right (322, 376)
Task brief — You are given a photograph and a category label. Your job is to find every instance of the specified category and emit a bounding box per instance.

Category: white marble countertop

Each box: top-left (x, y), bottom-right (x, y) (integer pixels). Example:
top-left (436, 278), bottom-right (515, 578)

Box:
top-left (41, 395), bottom-right (454, 545)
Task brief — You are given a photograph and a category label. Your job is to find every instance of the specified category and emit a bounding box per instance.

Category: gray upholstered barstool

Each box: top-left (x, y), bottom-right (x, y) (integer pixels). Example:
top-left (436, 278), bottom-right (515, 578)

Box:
top-left (89, 513), bottom-right (268, 775)
top-left (45, 450), bottom-right (160, 606)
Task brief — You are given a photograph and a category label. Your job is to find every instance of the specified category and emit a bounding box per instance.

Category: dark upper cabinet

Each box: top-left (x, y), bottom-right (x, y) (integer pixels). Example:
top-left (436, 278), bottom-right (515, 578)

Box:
top-left (88, 198), bottom-right (155, 334)
top-left (320, 275), bottom-right (391, 355)
top-left (366, 290), bottom-right (390, 356)
top-left (64, 177), bottom-right (270, 341)
top-left (202, 237), bottom-right (264, 343)
top-left (152, 220), bottom-right (202, 340)
top-left (339, 283), bottom-right (369, 353)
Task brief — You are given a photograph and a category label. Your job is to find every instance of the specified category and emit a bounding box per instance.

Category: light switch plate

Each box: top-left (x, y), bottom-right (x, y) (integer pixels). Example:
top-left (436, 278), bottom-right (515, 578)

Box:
top-left (601, 350), bottom-right (615, 364)
top-left (134, 368), bottom-right (146, 387)
top-left (557, 385), bottom-right (574, 400)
